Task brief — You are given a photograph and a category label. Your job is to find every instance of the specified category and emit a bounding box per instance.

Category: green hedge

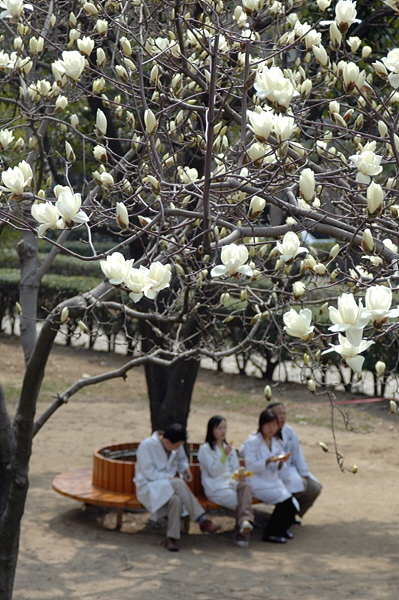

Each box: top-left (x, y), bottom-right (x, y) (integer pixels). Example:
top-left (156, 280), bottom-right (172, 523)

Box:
top-left (1, 250), bottom-right (102, 277)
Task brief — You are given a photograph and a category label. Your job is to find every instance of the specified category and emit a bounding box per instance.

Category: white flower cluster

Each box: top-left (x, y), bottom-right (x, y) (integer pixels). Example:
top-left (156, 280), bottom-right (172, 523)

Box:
top-left (100, 252), bottom-right (172, 302)
top-left (31, 186), bottom-right (89, 237)
top-left (283, 287), bottom-right (399, 372)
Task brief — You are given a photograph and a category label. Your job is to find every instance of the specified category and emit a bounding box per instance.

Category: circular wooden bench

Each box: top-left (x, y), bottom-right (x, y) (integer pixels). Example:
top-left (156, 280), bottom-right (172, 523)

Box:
top-left (53, 442), bottom-right (251, 529)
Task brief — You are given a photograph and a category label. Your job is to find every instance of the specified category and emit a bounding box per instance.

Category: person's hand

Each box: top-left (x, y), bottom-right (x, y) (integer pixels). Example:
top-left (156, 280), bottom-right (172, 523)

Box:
top-left (278, 452), bottom-right (292, 464)
top-left (277, 452), bottom-right (292, 469)
top-left (224, 443), bottom-right (233, 456)
top-left (183, 469), bottom-right (193, 482)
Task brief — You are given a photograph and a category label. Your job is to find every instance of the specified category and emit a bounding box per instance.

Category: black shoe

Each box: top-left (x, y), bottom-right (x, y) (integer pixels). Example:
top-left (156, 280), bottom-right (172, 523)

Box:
top-left (165, 537), bottom-right (179, 551)
top-left (262, 534), bottom-right (287, 544)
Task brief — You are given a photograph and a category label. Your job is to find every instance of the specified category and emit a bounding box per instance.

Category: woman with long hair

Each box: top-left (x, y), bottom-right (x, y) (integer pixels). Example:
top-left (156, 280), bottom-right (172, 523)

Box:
top-left (241, 409), bottom-right (298, 543)
top-left (198, 416), bottom-right (254, 548)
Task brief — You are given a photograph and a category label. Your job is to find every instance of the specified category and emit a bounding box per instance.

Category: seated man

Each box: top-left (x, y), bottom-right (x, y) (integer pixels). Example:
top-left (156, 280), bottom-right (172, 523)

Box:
top-left (268, 402), bottom-right (322, 520)
top-left (134, 423), bottom-right (221, 551)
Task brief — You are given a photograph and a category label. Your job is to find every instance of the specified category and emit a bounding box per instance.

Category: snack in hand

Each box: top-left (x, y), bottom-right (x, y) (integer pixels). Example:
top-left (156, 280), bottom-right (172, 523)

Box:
top-left (233, 466), bottom-right (253, 479)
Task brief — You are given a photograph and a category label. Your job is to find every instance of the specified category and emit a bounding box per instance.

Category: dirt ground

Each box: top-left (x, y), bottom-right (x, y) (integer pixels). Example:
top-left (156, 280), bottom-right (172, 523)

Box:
top-left (2, 335), bottom-right (399, 600)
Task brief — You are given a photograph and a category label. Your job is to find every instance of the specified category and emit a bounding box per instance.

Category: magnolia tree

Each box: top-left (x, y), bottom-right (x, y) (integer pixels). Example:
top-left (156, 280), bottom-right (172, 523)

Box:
top-left (2, 0), bottom-right (399, 595)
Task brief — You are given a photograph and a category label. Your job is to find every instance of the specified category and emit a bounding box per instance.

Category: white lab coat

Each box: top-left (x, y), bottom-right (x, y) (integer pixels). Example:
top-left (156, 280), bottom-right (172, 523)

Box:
top-left (241, 432), bottom-right (292, 505)
top-left (277, 424), bottom-right (319, 494)
top-left (198, 442), bottom-right (240, 511)
top-left (134, 432), bottom-right (189, 519)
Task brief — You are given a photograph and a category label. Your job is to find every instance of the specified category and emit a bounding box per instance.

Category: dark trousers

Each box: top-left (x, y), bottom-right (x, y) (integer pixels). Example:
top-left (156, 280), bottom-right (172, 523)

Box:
top-left (264, 497), bottom-right (297, 537)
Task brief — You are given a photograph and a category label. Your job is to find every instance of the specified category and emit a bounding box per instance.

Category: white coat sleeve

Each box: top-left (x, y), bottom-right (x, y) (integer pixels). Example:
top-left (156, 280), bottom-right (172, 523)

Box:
top-left (176, 445), bottom-right (189, 475)
top-left (198, 444), bottom-right (226, 478)
top-left (243, 439), bottom-right (269, 474)
top-left (290, 430), bottom-right (310, 477)
top-left (136, 443), bottom-right (166, 481)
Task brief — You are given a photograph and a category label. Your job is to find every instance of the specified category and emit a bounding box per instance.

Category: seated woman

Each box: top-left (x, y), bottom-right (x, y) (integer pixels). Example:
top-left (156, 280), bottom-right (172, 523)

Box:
top-left (241, 408), bottom-right (298, 544)
top-left (198, 415), bottom-right (254, 548)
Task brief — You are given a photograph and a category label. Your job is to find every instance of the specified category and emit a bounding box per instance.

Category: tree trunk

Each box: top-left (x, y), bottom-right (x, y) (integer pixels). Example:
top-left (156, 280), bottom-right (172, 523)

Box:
top-left (17, 232), bottom-right (41, 363)
top-left (0, 283), bottom-right (115, 600)
top-left (140, 310), bottom-right (202, 431)
top-left (144, 357), bottom-right (200, 431)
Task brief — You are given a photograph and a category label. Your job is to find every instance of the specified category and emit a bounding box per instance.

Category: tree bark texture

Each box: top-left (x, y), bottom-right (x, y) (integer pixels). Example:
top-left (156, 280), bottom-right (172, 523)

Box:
top-left (140, 312), bottom-right (202, 431)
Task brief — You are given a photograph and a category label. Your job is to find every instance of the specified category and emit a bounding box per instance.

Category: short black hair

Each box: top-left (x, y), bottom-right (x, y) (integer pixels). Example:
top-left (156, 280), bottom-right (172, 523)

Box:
top-left (257, 408), bottom-right (277, 433)
top-left (163, 423), bottom-right (187, 443)
top-left (205, 415), bottom-right (226, 450)
top-left (267, 402), bottom-right (284, 411)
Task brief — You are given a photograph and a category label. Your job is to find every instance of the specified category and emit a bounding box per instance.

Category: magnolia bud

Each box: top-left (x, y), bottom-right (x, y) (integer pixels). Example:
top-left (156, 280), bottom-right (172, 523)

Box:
top-left (60, 307), bottom-right (69, 323)
top-left (264, 385), bottom-right (272, 401)
top-left (116, 202), bottom-right (129, 229)
top-left (375, 361), bottom-right (386, 377)
top-left (319, 442), bottom-right (329, 452)
top-left (303, 353), bottom-right (310, 365)
top-left (65, 141), bottom-right (76, 162)
top-left (15, 302), bottom-right (22, 315)
top-left (248, 196), bottom-right (266, 219)
top-left (144, 108), bottom-right (157, 135)
top-left (307, 379), bottom-right (316, 393)
top-left (389, 400), bottom-right (397, 414)
top-left (78, 320), bottom-right (90, 334)
top-left (362, 228), bottom-right (375, 254)
top-left (351, 465), bottom-right (358, 474)
top-left (329, 243), bottom-right (340, 259)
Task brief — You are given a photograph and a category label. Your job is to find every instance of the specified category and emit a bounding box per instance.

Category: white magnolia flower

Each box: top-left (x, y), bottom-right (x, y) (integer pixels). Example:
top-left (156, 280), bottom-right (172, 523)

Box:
top-left (283, 307), bottom-right (314, 340)
top-left (101, 252), bottom-right (134, 285)
top-left (312, 44), bottom-right (329, 67)
top-left (366, 182), bottom-right (384, 215)
top-left (178, 166), bottom-right (199, 183)
top-left (140, 262), bottom-right (172, 299)
top-left (0, 50), bottom-right (9, 69)
top-left (96, 109), bottom-right (107, 136)
top-left (31, 201), bottom-right (59, 237)
top-left (317, 0), bottom-right (331, 10)
top-left (124, 267), bottom-right (149, 302)
top-left (247, 109), bottom-right (274, 142)
top-left (382, 49), bottom-right (399, 89)
top-left (335, 0), bottom-right (360, 32)
top-left (116, 202), bottom-right (129, 229)
top-left (365, 285), bottom-right (399, 324)
top-left (349, 141), bottom-right (383, 184)
top-left (328, 293), bottom-right (370, 346)
top-left (342, 61), bottom-right (366, 91)
top-left (248, 195), bottom-right (266, 218)
top-left (211, 244), bottom-right (253, 278)
top-left (52, 51), bottom-right (85, 81)
top-left (0, 0), bottom-right (31, 18)
top-left (293, 281), bottom-right (306, 298)
top-left (93, 145), bottom-right (107, 163)
top-left (322, 334), bottom-right (374, 372)
top-left (55, 186), bottom-right (89, 227)
top-left (383, 238), bottom-right (398, 253)
top-left (299, 168), bottom-right (315, 202)
top-left (347, 36), bottom-right (361, 53)
top-left (329, 22), bottom-right (342, 49)
top-left (144, 108), bottom-right (157, 135)
top-left (254, 65), bottom-right (296, 108)
top-left (1, 164), bottom-right (31, 196)
top-left (77, 36), bottom-right (95, 57)
top-left (0, 128), bottom-right (14, 149)
top-left (276, 231), bottom-right (307, 263)
top-left (273, 114), bottom-right (296, 141)
top-left (304, 29), bottom-right (322, 50)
